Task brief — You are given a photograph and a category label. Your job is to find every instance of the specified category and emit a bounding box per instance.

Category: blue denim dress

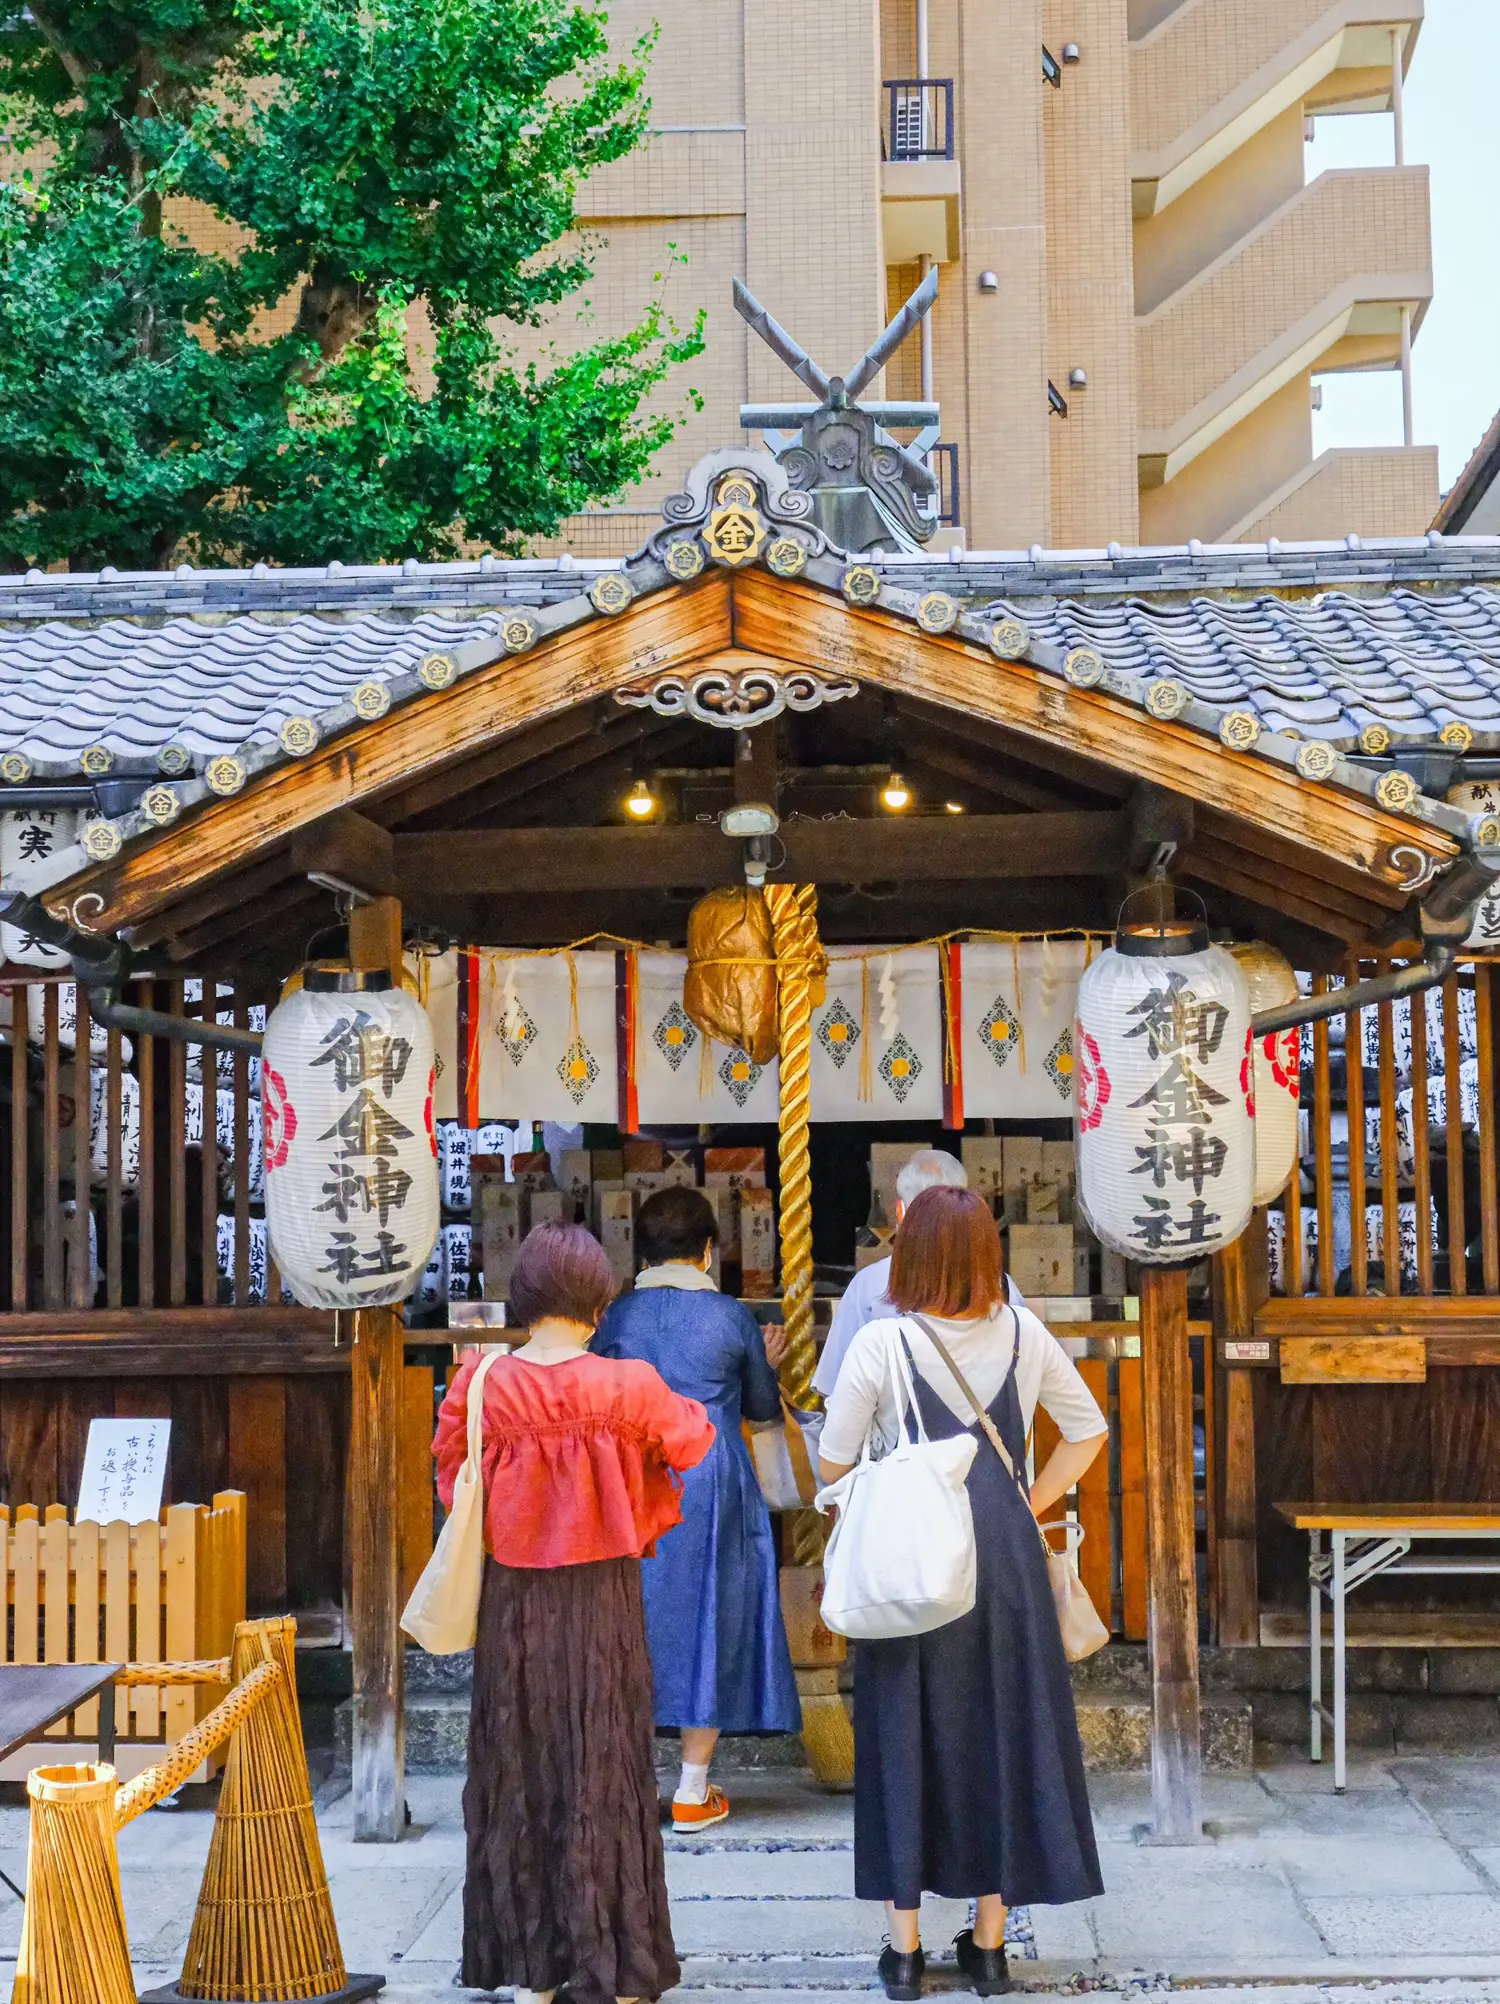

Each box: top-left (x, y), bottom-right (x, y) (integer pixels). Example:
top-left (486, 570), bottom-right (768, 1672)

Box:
top-left (593, 1282), bottom-right (801, 1733)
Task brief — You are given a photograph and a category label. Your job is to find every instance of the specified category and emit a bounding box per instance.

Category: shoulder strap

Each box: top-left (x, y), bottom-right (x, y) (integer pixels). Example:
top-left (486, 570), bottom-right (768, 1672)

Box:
top-left (464, 1350), bottom-right (502, 1473)
top-left (910, 1312), bottom-right (1025, 1492)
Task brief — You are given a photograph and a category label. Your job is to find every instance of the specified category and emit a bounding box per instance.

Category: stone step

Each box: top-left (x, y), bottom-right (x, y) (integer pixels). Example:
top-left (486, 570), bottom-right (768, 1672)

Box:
top-left (333, 1686), bottom-right (1253, 1775)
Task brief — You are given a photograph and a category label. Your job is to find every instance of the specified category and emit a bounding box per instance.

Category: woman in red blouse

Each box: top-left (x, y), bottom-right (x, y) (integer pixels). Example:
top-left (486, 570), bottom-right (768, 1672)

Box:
top-left (433, 1222), bottom-right (715, 2004)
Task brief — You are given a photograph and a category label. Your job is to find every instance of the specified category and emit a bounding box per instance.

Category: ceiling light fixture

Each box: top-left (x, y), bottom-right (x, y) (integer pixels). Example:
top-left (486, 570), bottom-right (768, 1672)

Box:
top-left (625, 778), bottom-right (657, 819)
top-left (881, 773), bottom-right (912, 812)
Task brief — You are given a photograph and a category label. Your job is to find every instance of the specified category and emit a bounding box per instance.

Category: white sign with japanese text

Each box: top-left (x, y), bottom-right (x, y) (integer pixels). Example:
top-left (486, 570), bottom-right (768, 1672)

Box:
top-left (76, 1418), bottom-right (170, 1525)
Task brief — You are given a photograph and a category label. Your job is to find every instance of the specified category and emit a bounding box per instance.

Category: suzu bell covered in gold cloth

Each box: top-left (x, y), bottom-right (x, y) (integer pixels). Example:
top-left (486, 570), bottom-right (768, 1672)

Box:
top-left (683, 888), bottom-right (779, 1065)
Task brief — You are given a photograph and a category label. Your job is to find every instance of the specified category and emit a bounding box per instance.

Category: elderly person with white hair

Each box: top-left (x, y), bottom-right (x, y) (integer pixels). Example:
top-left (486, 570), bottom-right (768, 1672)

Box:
top-left (813, 1149), bottom-right (1024, 1400)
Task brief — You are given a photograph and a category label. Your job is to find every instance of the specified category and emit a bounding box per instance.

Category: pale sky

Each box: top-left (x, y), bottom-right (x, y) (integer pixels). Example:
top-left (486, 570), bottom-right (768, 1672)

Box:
top-left (1307, 0), bottom-right (1500, 491)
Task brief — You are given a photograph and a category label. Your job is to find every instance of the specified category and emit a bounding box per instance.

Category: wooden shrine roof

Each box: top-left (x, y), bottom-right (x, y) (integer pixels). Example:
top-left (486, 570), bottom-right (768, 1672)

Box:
top-left (4, 448), bottom-right (1495, 974)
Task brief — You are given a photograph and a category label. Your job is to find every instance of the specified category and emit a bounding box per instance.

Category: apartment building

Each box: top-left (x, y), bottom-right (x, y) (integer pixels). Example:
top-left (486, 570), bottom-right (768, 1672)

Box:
top-left (554, 0), bottom-right (1436, 555)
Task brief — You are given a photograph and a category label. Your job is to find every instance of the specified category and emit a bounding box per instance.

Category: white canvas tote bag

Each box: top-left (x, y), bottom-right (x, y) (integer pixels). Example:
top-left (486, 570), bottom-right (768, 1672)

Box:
top-left (401, 1350), bottom-right (501, 1654)
top-left (814, 1320), bottom-right (978, 1639)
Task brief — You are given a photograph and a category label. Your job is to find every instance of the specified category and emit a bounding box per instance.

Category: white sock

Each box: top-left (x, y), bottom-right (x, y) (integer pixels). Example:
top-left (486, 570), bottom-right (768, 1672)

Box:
top-left (675, 1759), bottom-right (710, 1804)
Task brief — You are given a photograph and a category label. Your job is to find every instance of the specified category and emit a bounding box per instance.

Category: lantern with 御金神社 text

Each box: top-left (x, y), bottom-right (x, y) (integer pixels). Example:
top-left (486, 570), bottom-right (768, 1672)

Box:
top-left (1229, 941), bottom-right (1301, 1206)
top-left (261, 967), bottom-right (440, 1309)
top-left (1074, 903), bottom-right (1254, 1264)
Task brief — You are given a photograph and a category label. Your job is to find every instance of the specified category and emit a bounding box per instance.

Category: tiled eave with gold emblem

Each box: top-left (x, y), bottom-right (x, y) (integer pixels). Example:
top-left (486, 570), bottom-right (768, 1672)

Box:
top-left (3, 449), bottom-right (1496, 957)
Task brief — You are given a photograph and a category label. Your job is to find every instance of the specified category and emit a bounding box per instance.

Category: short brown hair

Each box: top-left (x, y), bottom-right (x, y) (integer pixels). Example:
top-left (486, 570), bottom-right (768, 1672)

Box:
top-left (888, 1186), bottom-right (1004, 1318)
top-left (509, 1222), bottom-right (617, 1330)
top-left (637, 1186), bottom-right (719, 1265)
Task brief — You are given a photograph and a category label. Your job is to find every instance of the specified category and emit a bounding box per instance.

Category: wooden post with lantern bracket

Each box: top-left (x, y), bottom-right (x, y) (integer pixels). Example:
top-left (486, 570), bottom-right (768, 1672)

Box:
top-left (1141, 1262), bottom-right (1203, 1844)
top-left (347, 894), bottom-right (407, 1843)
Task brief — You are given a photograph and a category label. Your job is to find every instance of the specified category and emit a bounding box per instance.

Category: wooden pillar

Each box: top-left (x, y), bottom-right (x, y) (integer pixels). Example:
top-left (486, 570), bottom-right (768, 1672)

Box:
top-left (347, 896), bottom-right (406, 1842)
top-left (1212, 1212), bottom-right (1268, 1648)
top-left (1141, 1263), bottom-right (1202, 1843)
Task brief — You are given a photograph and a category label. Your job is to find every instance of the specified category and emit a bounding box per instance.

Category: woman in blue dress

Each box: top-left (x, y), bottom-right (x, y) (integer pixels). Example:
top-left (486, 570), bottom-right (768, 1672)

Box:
top-left (593, 1184), bottom-right (801, 1829)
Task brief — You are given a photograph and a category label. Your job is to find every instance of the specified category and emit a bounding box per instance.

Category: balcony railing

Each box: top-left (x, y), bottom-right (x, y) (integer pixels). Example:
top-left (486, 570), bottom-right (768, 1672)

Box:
top-left (928, 442), bottom-right (960, 527)
top-left (883, 78), bottom-right (954, 162)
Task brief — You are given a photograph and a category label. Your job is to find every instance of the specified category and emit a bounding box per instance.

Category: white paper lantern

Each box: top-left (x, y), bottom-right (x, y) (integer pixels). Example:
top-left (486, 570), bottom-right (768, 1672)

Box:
top-left (261, 971), bottom-right (439, 1309)
top-left (1075, 916), bottom-right (1254, 1264)
top-left (1, 809), bottom-right (76, 968)
top-left (1229, 942), bottom-right (1301, 1206)
top-left (1447, 781), bottom-right (1500, 949)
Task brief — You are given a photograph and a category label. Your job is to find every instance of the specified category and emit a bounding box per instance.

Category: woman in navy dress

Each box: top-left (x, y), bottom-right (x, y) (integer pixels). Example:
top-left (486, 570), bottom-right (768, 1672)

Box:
top-left (594, 1185), bottom-right (800, 1829)
top-left (819, 1188), bottom-right (1107, 2000)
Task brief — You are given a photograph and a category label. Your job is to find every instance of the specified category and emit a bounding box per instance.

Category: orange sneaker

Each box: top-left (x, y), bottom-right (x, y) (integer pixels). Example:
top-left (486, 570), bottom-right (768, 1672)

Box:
top-left (672, 1784), bottom-right (729, 1832)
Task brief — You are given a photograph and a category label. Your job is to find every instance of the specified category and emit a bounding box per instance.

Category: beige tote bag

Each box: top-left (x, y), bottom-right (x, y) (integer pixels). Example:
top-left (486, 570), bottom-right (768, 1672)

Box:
top-left (400, 1351), bottom-right (501, 1654)
top-left (911, 1315), bottom-right (1110, 1663)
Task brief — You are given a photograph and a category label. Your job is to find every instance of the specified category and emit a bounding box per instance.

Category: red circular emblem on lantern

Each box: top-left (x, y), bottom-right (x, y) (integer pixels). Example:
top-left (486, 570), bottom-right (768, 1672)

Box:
top-left (1266, 1026), bottom-right (1299, 1096)
top-left (263, 1065), bottom-right (297, 1172)
top-left (1240, 1024), bottom-right (1256, 1116)
top-left (424, 1065), bottom-right (437, 1156)
top-left (1075, 1026), bottom-right (1111, 1132)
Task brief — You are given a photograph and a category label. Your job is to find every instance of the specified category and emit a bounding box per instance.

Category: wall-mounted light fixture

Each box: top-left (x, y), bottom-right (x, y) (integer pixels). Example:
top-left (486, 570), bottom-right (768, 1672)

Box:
top-left (1062, 42), bottom-right (1081, 63)
top-left (978, 270), bottom-right (999, 293)
top-left (1068, 366), bottom-right (1088, 390)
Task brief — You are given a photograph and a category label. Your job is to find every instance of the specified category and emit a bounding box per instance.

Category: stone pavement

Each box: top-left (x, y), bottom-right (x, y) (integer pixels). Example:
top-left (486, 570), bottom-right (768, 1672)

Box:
top-left (5, 1755), bottom-right (1500, 2000)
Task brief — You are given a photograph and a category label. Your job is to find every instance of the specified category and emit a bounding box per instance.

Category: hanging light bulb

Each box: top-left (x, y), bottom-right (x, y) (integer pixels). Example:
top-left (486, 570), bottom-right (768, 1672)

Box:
top-left (944, 800), bottom-right (965, 815)
top-left (880, 772), bottom-right (911, 812)
top-left (625, 778), bottom-right (657, 819)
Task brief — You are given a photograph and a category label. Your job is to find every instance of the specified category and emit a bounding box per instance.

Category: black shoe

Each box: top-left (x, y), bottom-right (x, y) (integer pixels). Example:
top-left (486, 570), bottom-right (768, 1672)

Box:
top-left (878, 1942), bottom-right (926, 2000)
top-left (954, 1928), bottom-right (1010, 1996)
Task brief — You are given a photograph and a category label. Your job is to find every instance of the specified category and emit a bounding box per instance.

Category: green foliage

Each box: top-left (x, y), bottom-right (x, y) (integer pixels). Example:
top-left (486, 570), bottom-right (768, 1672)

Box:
top-left (0, 0), bottom-right (703, 569)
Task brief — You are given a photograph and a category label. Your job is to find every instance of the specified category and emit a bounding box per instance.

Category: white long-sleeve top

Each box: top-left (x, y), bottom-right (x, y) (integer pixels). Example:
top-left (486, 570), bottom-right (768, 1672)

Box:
top-left (819, 1303), bottom-right (1108, 1468)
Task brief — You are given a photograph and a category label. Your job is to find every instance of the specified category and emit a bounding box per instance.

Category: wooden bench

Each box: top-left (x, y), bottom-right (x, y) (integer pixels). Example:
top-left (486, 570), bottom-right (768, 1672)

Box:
top-left (1276, 1502), bottom-right (1500, 1791)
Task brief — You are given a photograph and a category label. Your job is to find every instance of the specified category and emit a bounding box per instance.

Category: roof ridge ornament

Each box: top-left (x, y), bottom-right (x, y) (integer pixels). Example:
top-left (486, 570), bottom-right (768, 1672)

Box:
top-left (729, 270), bottom-right (943, 553)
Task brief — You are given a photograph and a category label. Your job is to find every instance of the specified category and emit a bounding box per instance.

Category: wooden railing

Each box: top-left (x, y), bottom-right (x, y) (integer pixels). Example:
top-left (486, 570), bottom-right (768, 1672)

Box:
top-left (2, 974), bottom-right (272, 1312)
top-left (1272, 957), bottom-right (1497, 1300)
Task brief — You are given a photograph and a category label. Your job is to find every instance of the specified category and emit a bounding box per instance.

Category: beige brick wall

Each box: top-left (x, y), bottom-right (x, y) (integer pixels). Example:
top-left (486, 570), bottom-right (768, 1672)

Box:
top-left (1140, 374), bottom-right (1314, 543)
top-left (955, 0), bottom-right (1052, 548)
top-left (1045, 0), bottom-right (1140, 547)
top-left (1133, 103), bottom-right (1305, 315)
top-left (1137, 165), bottom-right (1430, 437)
top-left (1235, 442), bottom-right (1439, 542)
top-left (1132, 0), bottom-right (1366, 161)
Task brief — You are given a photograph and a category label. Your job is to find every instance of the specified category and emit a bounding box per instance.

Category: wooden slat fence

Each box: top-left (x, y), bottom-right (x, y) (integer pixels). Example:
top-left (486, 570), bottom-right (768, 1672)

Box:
top-left (0, 1490), bottom-right (244, 1758)
top-left (1269, 957), bottom-right (1500, 1300)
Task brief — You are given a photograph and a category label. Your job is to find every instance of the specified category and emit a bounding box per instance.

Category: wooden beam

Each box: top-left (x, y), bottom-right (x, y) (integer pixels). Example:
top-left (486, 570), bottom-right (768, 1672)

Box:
top-left (292, 810), bottom-right (395, 901)
top-left (729, 571), bottom-right (1457, 891)
top-left (54, 576), bottom-right (734, 933)
top-left (1141, 1264), bottom-right (1203, 1843)
top-left (1180, 848), bottom-right (1370, 945)
top-left (347, 894), bottom-right (406, 1843)
top-left (394, 810), bottom-right (1127, 895)
top-left (1212, 1214), bottom-right (1268, 1648)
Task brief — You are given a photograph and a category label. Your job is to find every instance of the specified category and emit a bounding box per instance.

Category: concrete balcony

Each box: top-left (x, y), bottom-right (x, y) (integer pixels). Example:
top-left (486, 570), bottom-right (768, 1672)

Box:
top-left (880, 78), bottom-right (961, 263)
top-left (1223, 444), bottom-right (1440, 543)
top-left (1137, 166), bottom-right (1431, 488)
top-left (1132, 0), bottom-right (1423, 217)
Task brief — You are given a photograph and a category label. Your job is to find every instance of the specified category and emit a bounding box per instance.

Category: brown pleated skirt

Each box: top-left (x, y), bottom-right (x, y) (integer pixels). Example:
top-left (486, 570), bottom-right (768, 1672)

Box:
top-left (462, 1554), bottom-right (680, 2004)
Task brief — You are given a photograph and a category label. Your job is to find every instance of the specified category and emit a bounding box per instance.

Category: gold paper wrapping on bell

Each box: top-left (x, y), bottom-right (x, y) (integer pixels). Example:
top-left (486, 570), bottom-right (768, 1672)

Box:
top-left (684, 887), bottom-right (779, 1064)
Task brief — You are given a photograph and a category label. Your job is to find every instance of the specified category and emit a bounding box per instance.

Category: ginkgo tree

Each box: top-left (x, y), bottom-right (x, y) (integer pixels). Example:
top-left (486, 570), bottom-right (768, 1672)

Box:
top-left (0, 0), bottom-right (703, 569)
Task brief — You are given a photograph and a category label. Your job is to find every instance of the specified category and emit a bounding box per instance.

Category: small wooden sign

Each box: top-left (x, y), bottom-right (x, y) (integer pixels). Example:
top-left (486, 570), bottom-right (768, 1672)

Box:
top-left (1280, 1335), bottom-right (1427, 1385)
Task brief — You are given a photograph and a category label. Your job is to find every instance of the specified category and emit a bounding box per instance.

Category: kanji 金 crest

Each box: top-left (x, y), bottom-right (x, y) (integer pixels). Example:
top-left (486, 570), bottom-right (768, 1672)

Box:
top-left (653, 1002), bottom-right (698, 1073)
top-left (879, 1033), bottom-right (922, 1105)
top-left (978, 994), bottom-right (1021, 1071)
top-left (705, 474), bottom-right (768, 568)
top-left (816, 1000), bottom-right (860, 1069)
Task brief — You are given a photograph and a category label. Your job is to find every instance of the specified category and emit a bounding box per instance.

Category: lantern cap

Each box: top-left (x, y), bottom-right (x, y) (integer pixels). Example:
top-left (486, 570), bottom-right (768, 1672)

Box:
top-left (1114, 885), bottom-right (1210, 956)
top-left (303, 966), bottom-right (394, 993)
